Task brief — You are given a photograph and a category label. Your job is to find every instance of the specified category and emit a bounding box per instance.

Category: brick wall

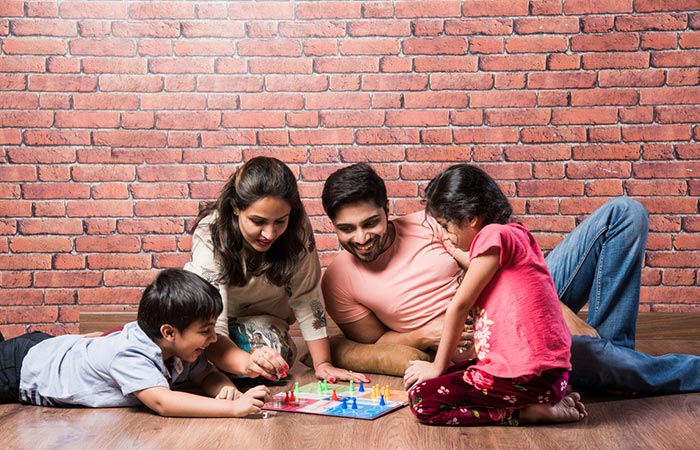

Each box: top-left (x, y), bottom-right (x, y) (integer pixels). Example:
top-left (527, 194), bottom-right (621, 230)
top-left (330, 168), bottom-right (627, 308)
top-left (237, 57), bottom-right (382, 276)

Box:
top-left (1, 0), bottom-right (699, 338)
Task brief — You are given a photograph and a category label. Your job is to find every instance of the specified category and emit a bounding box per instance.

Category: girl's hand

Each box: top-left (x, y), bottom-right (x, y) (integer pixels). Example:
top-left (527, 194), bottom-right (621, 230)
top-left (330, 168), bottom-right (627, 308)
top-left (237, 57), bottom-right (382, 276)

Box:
top-left (215, 385), bottom-right (240, 400)
top-left (403, 360), bottom-right (443, 389)
top-left (315, 362), bottom-right (370, 384)
top-left (229, 385), bottom-right (271, 417)
top-left (246, 346), bottom-right (289, 380)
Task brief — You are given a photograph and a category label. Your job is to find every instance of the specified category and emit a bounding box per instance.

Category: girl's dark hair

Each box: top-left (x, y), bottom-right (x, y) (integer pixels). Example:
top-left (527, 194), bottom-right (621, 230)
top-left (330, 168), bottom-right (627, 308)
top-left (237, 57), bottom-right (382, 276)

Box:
top-left (191, 156), bottom-right (307, 287)
top-left (138, 269), bottom-right (223, 340)
top-left (321, 163), bottom-right (388, 221)
top-left (424, 164), bottom-right (512, 226)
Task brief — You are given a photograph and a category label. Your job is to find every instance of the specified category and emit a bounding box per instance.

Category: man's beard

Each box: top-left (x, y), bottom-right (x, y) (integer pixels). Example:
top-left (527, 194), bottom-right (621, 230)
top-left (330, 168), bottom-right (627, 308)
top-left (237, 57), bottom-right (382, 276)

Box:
top-left (342, 231), bottom-right (389, 263)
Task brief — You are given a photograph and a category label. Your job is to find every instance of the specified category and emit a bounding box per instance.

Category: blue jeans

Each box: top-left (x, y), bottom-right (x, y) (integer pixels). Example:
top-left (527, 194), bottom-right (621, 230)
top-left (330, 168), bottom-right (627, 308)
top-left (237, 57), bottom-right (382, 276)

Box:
top-left (546, 197), bottom-right (700, 394)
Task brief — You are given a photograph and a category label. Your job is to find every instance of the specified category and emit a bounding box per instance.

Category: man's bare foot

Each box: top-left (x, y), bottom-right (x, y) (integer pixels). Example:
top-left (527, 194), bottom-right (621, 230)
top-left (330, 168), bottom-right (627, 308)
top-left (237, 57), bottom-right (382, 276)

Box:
top-left (519, 392), bottom-right (587, 424)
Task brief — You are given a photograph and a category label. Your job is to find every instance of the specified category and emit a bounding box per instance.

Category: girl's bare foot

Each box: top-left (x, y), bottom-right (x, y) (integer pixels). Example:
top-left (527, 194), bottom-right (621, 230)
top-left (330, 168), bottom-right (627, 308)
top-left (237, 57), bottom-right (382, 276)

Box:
top-left (519, 392), bottom-right (587, 424)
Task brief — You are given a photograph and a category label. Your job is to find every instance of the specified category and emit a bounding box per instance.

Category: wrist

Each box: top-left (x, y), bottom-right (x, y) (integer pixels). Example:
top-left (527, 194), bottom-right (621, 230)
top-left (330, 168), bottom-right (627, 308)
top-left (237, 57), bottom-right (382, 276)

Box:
top-left (314, 360), bottom-right (332, 371)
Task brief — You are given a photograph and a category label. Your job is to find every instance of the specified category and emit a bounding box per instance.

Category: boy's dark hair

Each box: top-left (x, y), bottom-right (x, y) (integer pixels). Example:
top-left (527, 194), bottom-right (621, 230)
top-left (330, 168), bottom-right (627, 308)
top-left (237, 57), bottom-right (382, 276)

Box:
top-left (321, 163), bottom-right (388, 221)
top-left (424, 164), bottom-right (512, 226)
top-left (137, 269), bottom-right (223, 340)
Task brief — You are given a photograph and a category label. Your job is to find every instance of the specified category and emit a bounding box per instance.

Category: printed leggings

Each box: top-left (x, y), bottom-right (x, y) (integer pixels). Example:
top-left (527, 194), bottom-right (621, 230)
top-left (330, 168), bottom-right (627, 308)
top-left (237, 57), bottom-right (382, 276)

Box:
top-left (408, 359), bottom-right (569, 426)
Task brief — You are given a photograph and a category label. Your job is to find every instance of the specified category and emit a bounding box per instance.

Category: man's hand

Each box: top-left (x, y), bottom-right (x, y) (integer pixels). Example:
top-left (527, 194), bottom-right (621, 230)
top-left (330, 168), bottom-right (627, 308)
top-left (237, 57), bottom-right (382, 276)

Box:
top-left (560, 302), bottom-right (600, 338)
top-left (417, 315), bottom-right (474, 351)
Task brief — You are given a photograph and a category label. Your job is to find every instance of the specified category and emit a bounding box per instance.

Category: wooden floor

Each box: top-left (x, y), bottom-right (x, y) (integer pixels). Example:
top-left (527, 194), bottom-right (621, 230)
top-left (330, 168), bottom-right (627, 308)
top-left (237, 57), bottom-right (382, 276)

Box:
top-left (3, 314), bottom-right (700, 450)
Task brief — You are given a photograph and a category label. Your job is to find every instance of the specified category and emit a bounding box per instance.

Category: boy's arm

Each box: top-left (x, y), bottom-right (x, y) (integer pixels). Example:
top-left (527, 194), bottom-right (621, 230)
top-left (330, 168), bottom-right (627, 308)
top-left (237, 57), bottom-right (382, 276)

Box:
top-left (190, 363), bottom-right (239, 398)
top-left (133, 385), bottom-right (268, 418)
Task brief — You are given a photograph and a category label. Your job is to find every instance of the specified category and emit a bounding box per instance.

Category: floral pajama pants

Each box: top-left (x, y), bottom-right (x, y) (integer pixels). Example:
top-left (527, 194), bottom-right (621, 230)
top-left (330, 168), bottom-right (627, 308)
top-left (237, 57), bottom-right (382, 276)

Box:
top-left (408, 359), bottom-right (569, 426)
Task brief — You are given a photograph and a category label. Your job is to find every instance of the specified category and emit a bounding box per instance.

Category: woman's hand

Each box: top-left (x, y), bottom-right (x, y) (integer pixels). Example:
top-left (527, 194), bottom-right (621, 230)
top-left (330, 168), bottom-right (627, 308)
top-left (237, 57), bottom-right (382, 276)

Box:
top-left (245, 346), bottom-right (289, 380)
top-left (315, 362), bottom-right (370, 384)
top-left (403, 360), bottom-right (444, 390)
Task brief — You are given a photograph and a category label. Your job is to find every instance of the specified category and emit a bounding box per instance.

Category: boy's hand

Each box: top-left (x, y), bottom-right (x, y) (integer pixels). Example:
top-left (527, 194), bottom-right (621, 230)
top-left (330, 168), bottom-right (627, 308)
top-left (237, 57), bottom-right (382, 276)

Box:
top-left (215, 385), bottom-right (240, 401)
top-left (246, 346), bottom-right (288, 380)
top-left (229, 385), bottom-right (271, 417)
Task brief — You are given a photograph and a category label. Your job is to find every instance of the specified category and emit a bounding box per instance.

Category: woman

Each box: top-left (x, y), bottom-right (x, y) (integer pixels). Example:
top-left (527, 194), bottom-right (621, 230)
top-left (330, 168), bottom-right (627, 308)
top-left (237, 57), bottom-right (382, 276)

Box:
top-left (185, 157), bottom-right (368, 383)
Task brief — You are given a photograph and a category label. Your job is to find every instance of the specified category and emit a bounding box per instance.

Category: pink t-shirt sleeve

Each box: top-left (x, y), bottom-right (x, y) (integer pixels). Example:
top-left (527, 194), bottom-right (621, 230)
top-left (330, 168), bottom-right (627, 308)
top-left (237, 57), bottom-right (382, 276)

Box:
top-left (321, 258), bottom-right (372, 325)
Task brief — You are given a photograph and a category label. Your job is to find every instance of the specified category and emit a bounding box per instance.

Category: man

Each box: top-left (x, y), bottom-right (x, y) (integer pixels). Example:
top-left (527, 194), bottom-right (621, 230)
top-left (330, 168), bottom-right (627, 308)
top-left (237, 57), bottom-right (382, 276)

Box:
top-left (321, 163), bottom-right (700, 394)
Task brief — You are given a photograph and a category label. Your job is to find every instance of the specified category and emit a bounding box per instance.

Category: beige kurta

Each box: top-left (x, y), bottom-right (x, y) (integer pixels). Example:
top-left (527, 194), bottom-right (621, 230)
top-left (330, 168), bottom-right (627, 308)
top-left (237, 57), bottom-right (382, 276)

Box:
top-left (184, 214), bottom-right (328, 342)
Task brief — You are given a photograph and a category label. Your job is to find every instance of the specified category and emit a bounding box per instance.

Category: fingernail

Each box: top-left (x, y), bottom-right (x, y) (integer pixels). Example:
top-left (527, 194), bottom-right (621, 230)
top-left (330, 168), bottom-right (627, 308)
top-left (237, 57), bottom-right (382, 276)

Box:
top-left (280, 371), bottom-right (287, 378)
top-left (284, 364), bottom-right (289, 370)
top-left (329, 377), bottom-right (336, 383)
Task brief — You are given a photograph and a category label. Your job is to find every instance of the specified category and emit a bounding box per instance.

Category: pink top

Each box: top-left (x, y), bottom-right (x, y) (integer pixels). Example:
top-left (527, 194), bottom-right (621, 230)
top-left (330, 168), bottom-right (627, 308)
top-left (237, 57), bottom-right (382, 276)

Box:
top-left (469, 222), bottom-right (571, 378)
top-left (322, 212), bottom-right (462, 333)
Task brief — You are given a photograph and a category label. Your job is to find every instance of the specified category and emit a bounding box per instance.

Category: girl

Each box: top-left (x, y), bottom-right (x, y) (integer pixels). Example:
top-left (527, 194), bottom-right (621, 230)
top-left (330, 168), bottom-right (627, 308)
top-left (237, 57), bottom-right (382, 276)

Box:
top-left (185, 157), bottom-right (367, 384)
top-left (404, 164), bottom-right (587, 426)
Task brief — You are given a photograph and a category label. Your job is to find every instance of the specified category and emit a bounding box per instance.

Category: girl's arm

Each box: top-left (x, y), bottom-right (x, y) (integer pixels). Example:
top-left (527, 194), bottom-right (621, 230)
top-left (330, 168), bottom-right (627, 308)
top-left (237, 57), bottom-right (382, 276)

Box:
top-left (432, 248), bottom-right (500, 371)
top-left (404, 248), bottom-right (500, 388)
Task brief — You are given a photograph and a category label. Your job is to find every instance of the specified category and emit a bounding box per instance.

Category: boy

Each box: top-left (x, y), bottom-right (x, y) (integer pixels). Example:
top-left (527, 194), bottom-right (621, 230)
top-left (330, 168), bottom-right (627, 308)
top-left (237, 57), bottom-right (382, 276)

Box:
top-left (0, 269), bottom-right (270, 417)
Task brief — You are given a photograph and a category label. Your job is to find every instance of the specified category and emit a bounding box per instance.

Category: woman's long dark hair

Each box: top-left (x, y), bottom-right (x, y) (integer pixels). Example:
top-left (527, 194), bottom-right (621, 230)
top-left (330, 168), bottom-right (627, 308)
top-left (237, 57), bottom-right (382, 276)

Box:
top-left (191, 157), bottom-right (308, 287)
top-left (424, 164), bottom-right (512, 226)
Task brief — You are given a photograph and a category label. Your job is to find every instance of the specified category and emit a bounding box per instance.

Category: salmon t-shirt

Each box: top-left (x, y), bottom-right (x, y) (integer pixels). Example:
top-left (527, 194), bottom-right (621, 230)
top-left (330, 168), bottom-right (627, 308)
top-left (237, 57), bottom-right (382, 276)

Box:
top-left (322, 212), bottom-right (462, 333)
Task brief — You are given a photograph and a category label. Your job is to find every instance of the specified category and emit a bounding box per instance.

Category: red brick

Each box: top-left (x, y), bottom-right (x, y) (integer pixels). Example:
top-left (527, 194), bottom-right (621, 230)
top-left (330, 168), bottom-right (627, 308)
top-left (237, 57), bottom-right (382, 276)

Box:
top-left (429, 73), bottom-right (491, 89)
top-left (199, 130), bottom-right (255, 147)
top-left (485, 109), bottom-right (551, 126)
top-left (362, 2), bottom-right (394, 18)
top-left (287, 112), bottom-right (319, 127)
top-left (18, 218), bottom-right (83, 235)
top-left (396, 1), bottom-right (461, 18)
top-left (339, 147), bottom-right (405, 162)
top-left (315, 57), bottom-right (379, 73)
top-left (529, 72), bottom-right (597, 89)
top-left (320, 110), bottom-right (384, 127)
top-left (248, 58), bottom-right (312, 74)
top-left (355, 128), bottom-right (419, 145)
top-left (571, 89), bottom-right (638, 106)
top-left (0, 272), bottom-right (32, 289)
top-left (59, 1), bottom-right (127, 18)
top-left (471, 91), bottom-right (536, 108)
top-left (641, 32), bottom-right (678, 50)
top-left (412, 20), bottom-right (446, 37)
top-left (651, 50), bottom-right (700, 68)
top-left (403, 37), bottom-right (467, 55)
top-left (480, 54), bottom-right (546, 71)
top-left (378, 56), bottom-right (411, 73)
top-left (303, 40), bottom-right (338, 56)
top-left (10, 236), bottom-right (73, 253)
top-left (88, 254), bottom-right (152, 270)
top-left (564, 0), bottom-right (633, 14)
top-left (23, 130), bottom-right (89, 146)
top-left (11, 19), bottom-right (77, 37)
top-left (155, 111), bottom-right (221, 130)
top-left (93, 130), bottom-right (166, 147)
top-left (634, 162), bottom-right (700, 179)
top-left (138, 40), bottom-right (174, 57)
top-left (454, 127), bottom-right (519, 144)
top-left (450, 110), bottom-right (483, 126)
top-left (625, 180), bottom-right (687, 196)
top-left (552, 107), bottom-right (617, 125)
top-left (279, 21), bottom-right (346, 38)
top-left (406, 146), bottom-right (471, 161)
top-left (78, 288), bottom-right (142, 305)
top-left (340, 39), bottom-right (400, 55)
top-left (445, 18), bottom-right (512, 35)
top-left (363, 74), bottom-right (428, 91)
top-left (513, 17), bottom-right (579, 34)
top-left (2, 38), bottom-right (67, 55)
top-left (617, 14), bottom-right (687, 32)
top-left (133, 200), bottom-right (200, 217)
top-left (636, 0), bottom-right (700, 12)
top-left (228, 1), bottom-right (294, 19)
top-left (149, 58), bottom-right (214, 73)
top-left (417, 55), bottom-right (480, 73)
top-left (386, 110), bottom-right (449, 127)
top-left (623, 124), bottom-right (691, 142)
top-left (266, 75), bottom-right (328, 92)
top-left (297, 2), bottom-right (361, 19)
top-left (667, 69), bottom-right (700, 86)
top-left (1, 306), bottom-right (59, 323)
top-left (567, 161), bottom-right (632, 179)
top-left (305, 92), bottom-right (370, 110)
top-left (290, 129), bottom-right (355, 145)
top-left (143, 236), bottom-right (178, 252)
top-left (521, 127), bottom-right (587, 143)
top-left (84, 218), bottom-right (117, 235)
top-left (66, 200), bottom-right (133, 217)
top-left (70, 93), bottom-right (138, 110)
top-left (462, 0), bottom-right (529, 16)
top-left (506, 36), bottom-right (568, 53)
top-left (656, 106), bottom-right (700, 123)
top-left (240, 93), bottom-right (305, 110)
top-left (175, 40), bottom-right (235, 56)
top-left (582, 53), bottom-right (649, 69)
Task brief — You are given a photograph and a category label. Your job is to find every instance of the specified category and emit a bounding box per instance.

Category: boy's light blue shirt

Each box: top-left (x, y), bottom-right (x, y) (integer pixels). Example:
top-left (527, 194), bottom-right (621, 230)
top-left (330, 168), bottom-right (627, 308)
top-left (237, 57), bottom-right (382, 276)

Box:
top-left (19, 321), bottom-right (209, 407)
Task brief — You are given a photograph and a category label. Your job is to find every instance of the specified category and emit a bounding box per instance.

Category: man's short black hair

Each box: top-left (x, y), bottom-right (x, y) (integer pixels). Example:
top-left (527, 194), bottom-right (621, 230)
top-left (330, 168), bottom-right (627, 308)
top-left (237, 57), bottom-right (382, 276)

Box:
top-left (321, 163), bottom-right (388, 221)
top-left (137, 269), bottom-right (223, 340)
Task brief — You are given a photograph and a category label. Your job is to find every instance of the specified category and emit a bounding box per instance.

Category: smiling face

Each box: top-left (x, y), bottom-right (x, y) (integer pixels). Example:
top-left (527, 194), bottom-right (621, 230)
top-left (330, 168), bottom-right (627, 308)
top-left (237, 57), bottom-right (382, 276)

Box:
top-left (435, 216), bottom-right (481, 252)
top-left (236, 196), bottom-right (291, 253)
top-left (331, 201), bottom-right (393, 262)
top-left (168, 317), bottom-right (218, 363)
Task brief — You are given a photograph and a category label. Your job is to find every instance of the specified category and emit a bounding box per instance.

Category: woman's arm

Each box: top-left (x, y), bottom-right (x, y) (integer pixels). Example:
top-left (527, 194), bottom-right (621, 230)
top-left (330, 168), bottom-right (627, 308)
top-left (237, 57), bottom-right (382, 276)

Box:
top-left (205, 334), bottom-right (286, 380)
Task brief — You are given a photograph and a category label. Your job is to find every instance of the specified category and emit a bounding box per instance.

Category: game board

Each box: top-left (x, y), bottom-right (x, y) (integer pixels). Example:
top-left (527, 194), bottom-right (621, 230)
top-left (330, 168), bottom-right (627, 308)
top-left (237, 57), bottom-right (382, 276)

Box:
top-left (262, 381), bottom-right (409, 420)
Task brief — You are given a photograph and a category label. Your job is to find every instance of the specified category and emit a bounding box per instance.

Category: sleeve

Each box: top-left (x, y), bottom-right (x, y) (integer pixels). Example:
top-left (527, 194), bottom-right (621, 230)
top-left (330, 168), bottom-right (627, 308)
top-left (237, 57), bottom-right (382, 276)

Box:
top-left (110, 351), bottom-right (169, 396)
top-left (287, 222), bottom-right (328, 342)
top-left (424, 214), bottom-right (457, 256)
top-left (469, 224), bottom-right (510, 267)
top-left (183, 216), bottom-right (230, 337)
top-left (321, 257), bottom-right (372, 325)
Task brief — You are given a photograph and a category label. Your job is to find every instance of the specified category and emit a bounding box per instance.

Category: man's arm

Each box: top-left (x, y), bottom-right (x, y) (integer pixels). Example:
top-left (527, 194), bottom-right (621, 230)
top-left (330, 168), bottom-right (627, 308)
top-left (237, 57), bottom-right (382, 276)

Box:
top-left (337, 312), bottom-right (470, 351)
